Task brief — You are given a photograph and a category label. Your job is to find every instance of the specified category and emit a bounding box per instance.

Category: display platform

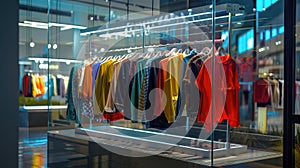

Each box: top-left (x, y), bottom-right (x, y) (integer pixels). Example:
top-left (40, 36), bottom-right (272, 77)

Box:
top-left (75, 126), bottom-right (247, 158)
top-left (48, 129), bottom-right (282, 168)
top-left (19, 105), bottom-right (67, 127)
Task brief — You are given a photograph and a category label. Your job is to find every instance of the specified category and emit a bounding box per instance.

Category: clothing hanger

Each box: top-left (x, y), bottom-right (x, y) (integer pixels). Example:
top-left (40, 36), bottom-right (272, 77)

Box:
top-left (176, 49), bottom-right (183, 54)
top-left (144, 52), bottom-right (150, 59)
top-left (125, 53), bottom-right (132, 59)
top-left (208, 46), bottom-right (217, 56)
top-left (115, 55), bottom-right (121, 61)
top-left (118, 54), bottom-right (127, 61)
top-left (100, 56), bottom-right (107, 62)
top-left (201, 47), bottom-right (210, 55)
top-left (166, 48), bottom-right (178, 57)
top-left (156, 50), bottom-right (164, 57)
top-left (217, 46), bottom-right (226, 56)
top-left (107, 55), bottom-right (113, 60)
top-left (183, 49), bottom-right (188, 55)
top-left (162, 50), bottom-right (169, 56)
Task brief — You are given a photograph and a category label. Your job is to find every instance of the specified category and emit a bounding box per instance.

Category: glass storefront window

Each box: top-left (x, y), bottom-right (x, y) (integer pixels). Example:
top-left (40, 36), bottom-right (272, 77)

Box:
top-left (18, 0), bottom-right (300, 167)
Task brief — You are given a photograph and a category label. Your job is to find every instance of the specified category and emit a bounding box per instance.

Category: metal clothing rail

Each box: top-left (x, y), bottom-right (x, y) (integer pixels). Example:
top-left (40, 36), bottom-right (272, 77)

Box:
top-left (97, 39), bottom-right (224, 54)
top-left (81, 4), bottom-right (245, 36)
top-left (80, 10), bottom-right (228, 36)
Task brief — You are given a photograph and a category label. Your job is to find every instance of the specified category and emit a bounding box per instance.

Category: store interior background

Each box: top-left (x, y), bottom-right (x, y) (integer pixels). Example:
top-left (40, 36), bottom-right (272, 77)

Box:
top-left (18, 0), bottom-right (300, 167)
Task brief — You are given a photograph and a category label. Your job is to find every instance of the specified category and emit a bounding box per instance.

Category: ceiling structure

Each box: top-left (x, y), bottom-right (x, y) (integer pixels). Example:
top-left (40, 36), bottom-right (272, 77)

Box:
top-left (19, 0), bottom-right (298, 59)
top-left (19, 0), bottom-right (160, 45)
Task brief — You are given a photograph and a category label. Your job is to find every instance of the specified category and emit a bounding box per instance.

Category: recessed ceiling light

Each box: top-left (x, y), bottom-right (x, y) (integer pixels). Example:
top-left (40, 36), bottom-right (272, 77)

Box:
top-left (53, 44), bottom-right (58, 49)
top-left (29, 41), bottom-right (35, 48)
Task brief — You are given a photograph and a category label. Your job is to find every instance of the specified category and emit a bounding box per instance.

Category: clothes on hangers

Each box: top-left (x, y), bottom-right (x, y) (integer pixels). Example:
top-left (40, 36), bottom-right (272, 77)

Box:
top-left (22, 74), bottom-right (33, 97)
top-left (66, 66), bottom-right (79, 124)
top-left (269, 78), bottom-right (280, 107)
top-left (253, 79), bottom-right (272, 106)
top-left (181, 54), bottom-right (203, 118)
top-left (67, 47), bottom-right (241, 130)
top-left (51, 75), bottom-right (58, 96)
top-left (253, 77), bottom-right (283, 108)
top-left (161, 53), bottom-right (185, 123)
top-left (145, 56), bottom-right (169, 128)
top-left (130, 58), bottom-right (148, 122)
top-left (22, 73), bottom-right (68, 98)
top-left (81, 63), bottom-right (94, 98)
top-left (22, 74), bottom-right (47, 98)
top-left (176, 50), bottom-right (198, 118)
top-left (104, 59), bottom-right (127, 121)
top-left (97, 59), bottom-right (117, 113)
top-left (195, 54), bottom-right (240, 131)
top-left (114, 60), bottom-right (132, 119)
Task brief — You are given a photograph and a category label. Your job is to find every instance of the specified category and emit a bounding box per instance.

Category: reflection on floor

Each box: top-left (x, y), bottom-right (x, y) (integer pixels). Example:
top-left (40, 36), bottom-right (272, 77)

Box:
top-left (19, 127), bottom-right (47, 168)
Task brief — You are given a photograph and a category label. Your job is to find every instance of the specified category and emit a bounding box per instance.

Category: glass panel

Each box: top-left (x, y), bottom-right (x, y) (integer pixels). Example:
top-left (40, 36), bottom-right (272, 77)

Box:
top-left (296, 124), bottom-right (300, 168)
top-left (294, 4), bottom-right (300, 166)
top-left (212, 0), bottom-right (283, 167)
top-left (296, 0), bottom-right (300, 116)
top-left (18, 0), bottom-right (49, 167)
top-left (44, 0), bottom-right (286, 168)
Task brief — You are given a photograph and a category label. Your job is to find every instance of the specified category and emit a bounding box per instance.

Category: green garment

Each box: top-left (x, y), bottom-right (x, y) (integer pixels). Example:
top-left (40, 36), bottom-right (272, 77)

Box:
top-left (130, 58), bottom-right (147, 122)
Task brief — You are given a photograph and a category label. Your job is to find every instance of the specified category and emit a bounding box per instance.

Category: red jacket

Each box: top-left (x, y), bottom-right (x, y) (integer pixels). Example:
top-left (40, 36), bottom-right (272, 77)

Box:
top-left (195, 55), bottom-right (240, 131)
top-left (253, 79), bottom-right (270, 103)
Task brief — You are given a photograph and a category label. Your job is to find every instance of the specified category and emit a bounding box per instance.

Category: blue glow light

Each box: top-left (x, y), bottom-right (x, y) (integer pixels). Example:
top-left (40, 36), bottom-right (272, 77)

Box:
top-left (260, 31), bottom-right (264, 40)
top-left (238, 29), bottom-right (254, 54)
top-left (257, 0), bottom-right (278, 12)
top-left (265, 30), bottom-right (271, 40)
top-left (272, 28), bottom-right (277, 37)
top-left (279, 26), bottom-right (284, 34)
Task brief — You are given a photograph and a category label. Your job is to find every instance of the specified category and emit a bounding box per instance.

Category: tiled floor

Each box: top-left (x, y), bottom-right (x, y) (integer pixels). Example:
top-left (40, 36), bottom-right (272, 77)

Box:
top-left (19, 127), bottom-right (48, 168)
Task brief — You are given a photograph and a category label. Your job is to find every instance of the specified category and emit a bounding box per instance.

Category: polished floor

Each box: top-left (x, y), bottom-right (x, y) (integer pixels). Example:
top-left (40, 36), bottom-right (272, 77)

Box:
top-left (19, 127), bottom-right (48, 168)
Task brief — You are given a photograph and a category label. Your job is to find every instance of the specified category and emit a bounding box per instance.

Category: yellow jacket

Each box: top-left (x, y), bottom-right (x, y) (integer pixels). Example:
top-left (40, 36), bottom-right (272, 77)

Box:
top-left (163, 53), bottom-right (184, 122)
top-left (94, 59), bottom-right (116, 114)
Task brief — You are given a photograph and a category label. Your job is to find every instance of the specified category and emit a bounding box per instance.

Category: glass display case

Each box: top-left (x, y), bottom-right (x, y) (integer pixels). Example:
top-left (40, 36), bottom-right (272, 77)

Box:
top-left (17, 0), bottom-right (292, 167)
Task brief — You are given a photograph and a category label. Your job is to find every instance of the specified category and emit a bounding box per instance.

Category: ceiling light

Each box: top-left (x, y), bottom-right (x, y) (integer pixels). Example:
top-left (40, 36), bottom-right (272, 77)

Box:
top-left (53, 44), bottom-right (58, 49)
top-left (237, 22), bottom-right (242, 25)
top-left (28, 57), bottom-right (83, 64)
top-left (29, 41), bottom-right (35, 48)
top-left (18, 61), bottom-right (32, 65)
top-left (48, 44), bottom-right (52, 49)
top-left (275, 41), bottom-right (282, 45)
top-left (19, 21), bottom-right (87, 31)
top-left (258, 47), bottom-right (266, 52)
top-left (19, 23), bottom-right (48, 29)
